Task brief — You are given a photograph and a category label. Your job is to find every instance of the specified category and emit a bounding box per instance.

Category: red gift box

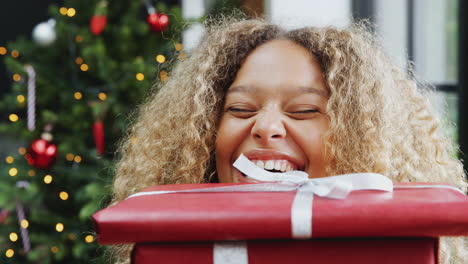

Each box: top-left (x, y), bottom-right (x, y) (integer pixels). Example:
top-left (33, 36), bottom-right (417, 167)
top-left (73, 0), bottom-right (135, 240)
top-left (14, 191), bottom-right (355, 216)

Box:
top-left (93, 182), bottom-right (468, 264)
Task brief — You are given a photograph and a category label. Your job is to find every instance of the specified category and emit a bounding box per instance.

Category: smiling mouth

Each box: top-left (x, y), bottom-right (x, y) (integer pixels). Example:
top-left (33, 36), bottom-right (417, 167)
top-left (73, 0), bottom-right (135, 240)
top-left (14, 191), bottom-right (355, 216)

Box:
top-left (237, 159), bottom-right (302, 181)
top-left (250, 159), bottom-right (299, 172)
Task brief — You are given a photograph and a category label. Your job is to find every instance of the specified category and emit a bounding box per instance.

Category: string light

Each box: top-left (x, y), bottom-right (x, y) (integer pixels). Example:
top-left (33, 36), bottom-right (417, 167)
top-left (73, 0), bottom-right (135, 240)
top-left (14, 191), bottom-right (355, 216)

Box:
top-left (68, 233), bottom-right (76, 240)
top-left (9, 232), bottom-right (18, 242)
top-left (0, 46), bottom-right (7, 55)
top-left (75, 57), bottom-right (84, 64)
top-left (75, 35), bottom-right (83, 43)
top-left (59, 7), bottom-right (68, 15)
top-left (74, 155), bottom-right (82, 163)
top-left (84, 235), bottom-right (94, 243)
top-left (9, 114), bottom-right (19, 122)
top-left (13, 73), bottom-right (21, 82)
top-left (28, 170), bottom-right (35, 176)
top-left (80, 64), bottom-right (89, 71)
top-left (51, 246), bottom-right (59, 253)
top-left (11, 50), bottom-right (19, 58)
top-left (12, 73), bottom-right (21, 82)
top-left (9, 168), bottom-right (18, 176)
top-left (98, 92), bottom-right (107, 101)
top-left (44, 175), bottom-right (53, 184)
top-left (17, 94), bottom-right (25, 103)
top-left (155, 54), bottom-right (166, 63)
top-left (74, 92), bottom-right (82, 100)
top-left (59, 191), bottom-right (69, 200)
top-left (136, 73), bottom-right (145, 81)
top-left (21, 219), bottom-right (29, 228)
top-left (5, 249), bottom-right (14, 258)
top-left (66, 153), bottom-right (75, 161)
top-left (175, 43), bottom-right (183, 51)
top-left (56, 223), bottom-right (64, 232)
top-left (5, 156), bottom-right (14, 164)
top-left (18, 147), bottom-right (26, 155)
top-left (67, 8), bottom-right (76, 17)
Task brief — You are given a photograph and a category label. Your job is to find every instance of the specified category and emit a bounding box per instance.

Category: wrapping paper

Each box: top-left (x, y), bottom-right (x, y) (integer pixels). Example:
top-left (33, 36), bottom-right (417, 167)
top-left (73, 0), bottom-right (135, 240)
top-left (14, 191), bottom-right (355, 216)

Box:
top-left (132, 238), bottom-right (438, 264)
top-left (93, 182), bottom-right (468, 245)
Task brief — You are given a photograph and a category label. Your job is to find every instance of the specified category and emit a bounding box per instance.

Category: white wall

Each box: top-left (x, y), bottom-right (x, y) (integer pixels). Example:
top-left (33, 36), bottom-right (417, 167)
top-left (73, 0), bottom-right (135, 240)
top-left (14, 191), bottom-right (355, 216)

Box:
top-left (265, 0), bottom-right (352, 28)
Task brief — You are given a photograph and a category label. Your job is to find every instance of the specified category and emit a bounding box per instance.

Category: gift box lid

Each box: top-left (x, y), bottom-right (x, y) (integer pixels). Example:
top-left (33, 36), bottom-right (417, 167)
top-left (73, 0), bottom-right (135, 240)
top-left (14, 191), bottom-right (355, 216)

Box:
top-left (93, 182), bottom-right (468, 245)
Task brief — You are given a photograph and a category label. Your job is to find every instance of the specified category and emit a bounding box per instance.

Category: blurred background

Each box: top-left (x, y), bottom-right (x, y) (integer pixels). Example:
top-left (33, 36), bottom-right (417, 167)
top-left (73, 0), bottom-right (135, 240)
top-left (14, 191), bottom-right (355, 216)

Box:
top-left (0, 0), bottom-right (466, 263)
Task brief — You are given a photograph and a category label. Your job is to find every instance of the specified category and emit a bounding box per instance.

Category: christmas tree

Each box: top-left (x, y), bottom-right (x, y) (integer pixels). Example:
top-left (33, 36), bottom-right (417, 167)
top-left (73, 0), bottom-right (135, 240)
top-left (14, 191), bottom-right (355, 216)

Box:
top-left (0, 0), bottom-right (184, 263)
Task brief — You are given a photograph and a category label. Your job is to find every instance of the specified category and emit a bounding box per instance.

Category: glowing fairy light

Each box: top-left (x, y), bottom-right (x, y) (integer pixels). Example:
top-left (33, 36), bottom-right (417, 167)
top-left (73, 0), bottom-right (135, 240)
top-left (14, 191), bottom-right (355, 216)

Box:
top-left (5, 249), bottom-right (14, 258)
top-left (59, 7), bottom-right (68, 15)
top-left (9, 232), bottom-right (18, 242)
top-left (18, 147), bottom-right (26, 155)
top-left (155, 54), bottom-right (166, 63)
top-left (98, 92), bottom-right (107, 101)
top-left (9, 114), bottom-right (19, 122)
top-left (59, 191), bottom-right (69, 201)
top-left (67, 8), bottom-right (76, 17)
top-left (9, 168), bottom-right (18, 176)
top-left (44, 175), bottom-right (53, 184)
top-left (20, 219), bottom-right (29, 228)
top-left (56, 223), bottom-right (64, 232)
top-left (17, 94), bottom-right (25, 103)
top-left (84, 235), bottom-right (94, 243)
top-left (66, 153), bottom-right (75, 161)
top-left (74, 155), bottom-right (82, 163)
top-left (74, 92), bottom-right (82, 100)
top-left (13, 73), bottom-right (21, 82)
top-left (5, 156), bottom-right (14, 164)
top-left (75, 57), bottom-right (83, 64)
top-left (136, 73), bottom-right (145, 81)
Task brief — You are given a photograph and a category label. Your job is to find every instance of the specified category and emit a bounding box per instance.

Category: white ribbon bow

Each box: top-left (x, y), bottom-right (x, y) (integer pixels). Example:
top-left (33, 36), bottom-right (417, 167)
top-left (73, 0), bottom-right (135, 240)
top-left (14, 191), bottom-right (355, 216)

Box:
top-left (233, 154), bottom-right (393, 238)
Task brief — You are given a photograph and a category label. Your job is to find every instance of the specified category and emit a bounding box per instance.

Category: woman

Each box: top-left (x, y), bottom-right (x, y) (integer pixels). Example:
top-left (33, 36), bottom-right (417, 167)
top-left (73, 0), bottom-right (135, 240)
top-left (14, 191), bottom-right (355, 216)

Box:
top-left (111, 18), bottom-right (467, 263)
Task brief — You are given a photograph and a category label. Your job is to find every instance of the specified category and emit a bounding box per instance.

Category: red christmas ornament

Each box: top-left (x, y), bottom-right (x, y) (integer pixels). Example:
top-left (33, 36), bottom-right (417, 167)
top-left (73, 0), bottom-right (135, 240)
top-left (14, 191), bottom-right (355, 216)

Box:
top-left (0, 209), bottom-right (9, 224)
top-left (147, 13), bottom-right (169, 32)
top-left (90, 15), bottom-right (107, 35)
top-left (25, 139), bottom-right (57, 170)
top-left (93, 120), bottom-right (105, 156)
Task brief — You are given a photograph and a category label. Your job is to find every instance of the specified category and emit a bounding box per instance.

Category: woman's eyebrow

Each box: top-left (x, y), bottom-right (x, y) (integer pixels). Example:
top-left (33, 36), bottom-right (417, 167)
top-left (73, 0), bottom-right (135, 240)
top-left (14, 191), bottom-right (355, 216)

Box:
top-left (227, 85), bottom-right (328, 97)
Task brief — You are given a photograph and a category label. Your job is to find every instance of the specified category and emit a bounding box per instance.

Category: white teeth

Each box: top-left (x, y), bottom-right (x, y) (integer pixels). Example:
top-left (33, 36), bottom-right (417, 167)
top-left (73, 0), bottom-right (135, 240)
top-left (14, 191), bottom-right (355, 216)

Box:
top-left (274, 160), bottom-right (282, 171)
top-left (265, 160), bottom-right (275, 170)
top-left (250, 159), bottom-right (299, 172)
top-left (280, 161), bottom-right (287, 172)
top-left (255, 160), bottom-right (265, 169)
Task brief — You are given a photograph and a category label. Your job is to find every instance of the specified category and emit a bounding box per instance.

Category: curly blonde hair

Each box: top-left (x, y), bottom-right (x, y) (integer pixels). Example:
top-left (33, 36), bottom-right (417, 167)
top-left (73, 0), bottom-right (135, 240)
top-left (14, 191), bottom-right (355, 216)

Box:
top-left (110, 17), bottom-right (467, 263)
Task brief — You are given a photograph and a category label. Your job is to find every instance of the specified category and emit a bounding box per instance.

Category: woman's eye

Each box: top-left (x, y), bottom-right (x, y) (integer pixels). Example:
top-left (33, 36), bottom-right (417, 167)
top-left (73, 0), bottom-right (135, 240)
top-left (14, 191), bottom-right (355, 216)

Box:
top-left (291, 109), bottom-right (319, 114)
top-left (226, 107), bottom-right (256, 118)
top-left (228, 107), bottom-right (254, 112)
top-left (289, 109), bottom-right (320, 119)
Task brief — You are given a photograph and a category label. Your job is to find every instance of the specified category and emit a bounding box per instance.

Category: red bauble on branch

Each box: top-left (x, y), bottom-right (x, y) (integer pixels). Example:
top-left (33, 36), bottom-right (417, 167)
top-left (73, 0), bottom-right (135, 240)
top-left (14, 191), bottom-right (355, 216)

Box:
top-left (147, 12), bottom-right (169, 32)
top-left (25, 138), bottom-right (57, 170)
top-left (93, 120), bottom-right (105, 156)
top-left (90, 15), bottom-right (107, 35)
top-left (90, 0), bottom-right (108, 35)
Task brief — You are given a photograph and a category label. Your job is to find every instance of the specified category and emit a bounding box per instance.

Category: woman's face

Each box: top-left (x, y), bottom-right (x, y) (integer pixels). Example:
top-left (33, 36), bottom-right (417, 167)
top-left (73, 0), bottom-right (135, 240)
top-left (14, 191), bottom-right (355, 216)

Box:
top-left (216, 39), bottom-right (329, 183)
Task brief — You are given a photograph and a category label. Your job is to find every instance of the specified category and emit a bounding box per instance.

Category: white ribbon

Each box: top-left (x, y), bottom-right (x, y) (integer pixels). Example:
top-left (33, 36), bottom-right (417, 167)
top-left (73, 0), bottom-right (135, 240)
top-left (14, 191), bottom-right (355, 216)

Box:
top-left (128, 154), bottom-right (393, 239)
top-left (213, 241), bottom-right (248, 264)
top-left (233, 154), bottom-right (393, 238)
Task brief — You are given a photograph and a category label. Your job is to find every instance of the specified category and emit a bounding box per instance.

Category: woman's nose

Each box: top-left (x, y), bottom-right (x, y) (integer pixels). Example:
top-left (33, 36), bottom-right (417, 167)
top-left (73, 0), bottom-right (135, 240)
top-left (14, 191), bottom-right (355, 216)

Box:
top-left (251, 111), bottom-right (286, 143)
